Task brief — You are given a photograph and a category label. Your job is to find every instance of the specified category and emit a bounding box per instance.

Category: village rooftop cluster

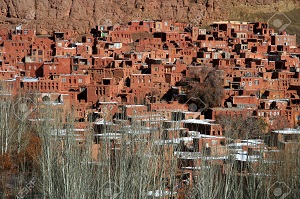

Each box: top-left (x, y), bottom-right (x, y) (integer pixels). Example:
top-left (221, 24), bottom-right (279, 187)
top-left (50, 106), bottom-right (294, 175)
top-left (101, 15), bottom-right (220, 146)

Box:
top-left (0, 19), bottom-right (300, 197)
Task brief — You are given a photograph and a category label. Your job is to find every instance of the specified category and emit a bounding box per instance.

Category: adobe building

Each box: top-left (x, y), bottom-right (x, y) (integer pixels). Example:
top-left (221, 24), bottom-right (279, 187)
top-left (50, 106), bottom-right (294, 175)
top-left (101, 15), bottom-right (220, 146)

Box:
top-left (2, 18), bottom-right (300, 195)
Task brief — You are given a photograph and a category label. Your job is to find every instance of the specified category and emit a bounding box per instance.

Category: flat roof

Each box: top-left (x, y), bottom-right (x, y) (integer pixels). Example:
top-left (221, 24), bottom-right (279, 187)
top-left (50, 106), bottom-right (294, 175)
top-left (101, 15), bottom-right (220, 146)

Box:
top-left (99, 101), bottom-right (118, 104)
top-left (175, 151), bottom-right (228, 160)
top-left (188, 132), bottom-right (225, 139)
top-left (233, 153), bottom-right (260, 162)
top-left (273, 128), bottom-right (300, 134)
top-left (182, 119), bottom-right (215, 125)
top-left (22, 77), bottom-right (39, 82)
top-left (125, 105), bottom-right (146, 107)
top-left (147, 190), bottom-right (177, 197)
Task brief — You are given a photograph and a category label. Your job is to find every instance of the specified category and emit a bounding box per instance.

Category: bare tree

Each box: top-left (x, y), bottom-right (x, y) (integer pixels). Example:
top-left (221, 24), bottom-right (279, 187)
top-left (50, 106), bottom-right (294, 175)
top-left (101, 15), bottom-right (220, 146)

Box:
top-left (187, 67), bottom-right (224, 108)
top-left (0, 92), bottom-right (300, 199)
top-left (216, 114), bottom-right (267, 139)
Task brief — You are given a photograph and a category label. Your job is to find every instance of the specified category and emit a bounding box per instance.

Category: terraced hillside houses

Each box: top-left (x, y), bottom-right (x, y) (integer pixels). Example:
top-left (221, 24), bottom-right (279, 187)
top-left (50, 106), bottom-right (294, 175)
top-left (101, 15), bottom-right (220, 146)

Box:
top-left (1, 20), bottom-right (300, 198)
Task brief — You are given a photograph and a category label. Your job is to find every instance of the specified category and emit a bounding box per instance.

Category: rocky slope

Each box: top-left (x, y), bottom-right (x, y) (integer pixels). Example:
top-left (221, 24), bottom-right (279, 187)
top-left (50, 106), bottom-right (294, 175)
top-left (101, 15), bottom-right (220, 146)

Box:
top-left (0, 0), bottom-right (299, 34)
